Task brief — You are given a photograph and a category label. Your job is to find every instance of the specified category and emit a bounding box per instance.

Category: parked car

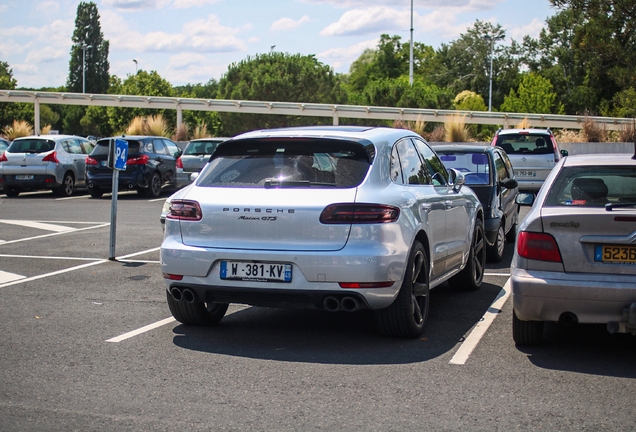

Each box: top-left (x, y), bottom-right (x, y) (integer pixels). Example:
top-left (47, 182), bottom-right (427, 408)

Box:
top-left (86, 135), bottom-right (181, 198)
top-left (435, 144), bottom-right (519, 262)
top-left (0, 134), bottom-right (95, 197)
top-left (161, 126), bottom-right (486, 338)
top-left (511, 152), bottom-right (636, 346)
top-left (0, 137), bottom-right (9, 153)
top-left (176, 137), bottom-right (229, 189)
top-left (491, 128), bottom-right (567, 193)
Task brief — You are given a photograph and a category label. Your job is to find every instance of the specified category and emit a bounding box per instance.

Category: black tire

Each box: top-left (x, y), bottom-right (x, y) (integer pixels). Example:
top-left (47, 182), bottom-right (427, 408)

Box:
top-left (89, 187), bottom-right (103, 198)
top-left (143, 172), bottom-right (162, 198)
top-left (166, 290), bottom-right (228, 326)
top-left (449, 218), bottom-right (485, 291)
top-left (54, 173), bottom-right (74, 197)
top-left (4, 188), bottom-right (19, 197)
top-left (374, 241), bottom-right (430, 338)
top-left (512, 310), bottom-right (544, 346)
top-left (487, 223), bottom-right (505, 263)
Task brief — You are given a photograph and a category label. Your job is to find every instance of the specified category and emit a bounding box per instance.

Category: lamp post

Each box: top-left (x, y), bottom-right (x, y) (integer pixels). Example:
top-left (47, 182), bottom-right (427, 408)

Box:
top-left (409, 0), bottom-right (413, 85)
top-left (81, 43), bottom-right (93, 93)
top-left (133, 59), bottom-right (138, 74)
top-left (484, 35), bottom-right (494, 112)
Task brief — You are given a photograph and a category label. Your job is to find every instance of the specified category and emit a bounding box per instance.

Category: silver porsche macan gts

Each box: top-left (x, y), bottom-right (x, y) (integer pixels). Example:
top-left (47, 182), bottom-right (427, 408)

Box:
top-left (160, 126), bottom-right (485, 338)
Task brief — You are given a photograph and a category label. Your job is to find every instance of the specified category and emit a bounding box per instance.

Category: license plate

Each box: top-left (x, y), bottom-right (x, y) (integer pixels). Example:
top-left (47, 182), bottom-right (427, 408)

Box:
top-left (100, 160), bottom-right (108, 167)
top-left (514, 170), bottom-right (536, 177)
top-left (595, 245), bottom-right (636, 263)
top-left (15, 175), bottom-right (34, 180)
top-left (220, 261), bottom-right (292, 282)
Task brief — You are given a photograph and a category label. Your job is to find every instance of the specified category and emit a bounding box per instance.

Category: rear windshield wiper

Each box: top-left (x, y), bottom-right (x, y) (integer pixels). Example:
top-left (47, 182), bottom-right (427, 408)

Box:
top-left (605, 202), bottom-right (636, 211)
top-left (262, 178), bottom-right (335, 188)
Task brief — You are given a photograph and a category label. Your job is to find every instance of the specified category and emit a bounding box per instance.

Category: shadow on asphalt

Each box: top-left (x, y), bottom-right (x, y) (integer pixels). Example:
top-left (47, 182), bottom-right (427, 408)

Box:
top-left (516, 322), bottom-right (636, 379)
top-left (170, 281), bottom-right (504, 365)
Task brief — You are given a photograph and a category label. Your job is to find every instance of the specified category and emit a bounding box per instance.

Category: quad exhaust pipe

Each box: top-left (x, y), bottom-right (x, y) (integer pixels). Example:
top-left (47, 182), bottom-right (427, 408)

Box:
top-left (170, 287), bottom-right (196, 303)
top-left (323, 295), bottom-right (362, 312)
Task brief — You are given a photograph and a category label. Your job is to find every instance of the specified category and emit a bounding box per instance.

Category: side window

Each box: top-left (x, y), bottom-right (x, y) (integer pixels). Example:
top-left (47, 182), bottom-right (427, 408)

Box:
top-left (163, 140), bottom-right (180, 157)
top-left (413, 139), bottom-right (448, 186)
top-left (500, 150), bottom-right (514, 178)
top-left (493, 152), bottom-right (508, 182)
top-left (390, 145), bottom-right (403, 184)
top-left (153, 139), bottom-right (167, 155)
top-left (395, 139), bottom-right (427, 185)
top-left (61, 140), bottom-right (71, 153)
top-left (144, 141), bottom-right (155, 153)
top-left (67, 139), bottom-right (83, 154)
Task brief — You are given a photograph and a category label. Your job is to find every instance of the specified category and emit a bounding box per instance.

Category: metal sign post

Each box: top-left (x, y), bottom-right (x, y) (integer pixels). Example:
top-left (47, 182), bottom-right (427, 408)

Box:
top-left (108, 138), bottom-right (128, 260)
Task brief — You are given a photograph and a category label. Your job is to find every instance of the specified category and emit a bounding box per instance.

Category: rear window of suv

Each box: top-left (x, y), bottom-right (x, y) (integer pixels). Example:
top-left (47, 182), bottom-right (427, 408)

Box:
top-left (495, 134), bottom-right (554, 155)
top-left (196, 139), bottom-right (371, 189)
top-left (93, 139), bottom-right (142, 156)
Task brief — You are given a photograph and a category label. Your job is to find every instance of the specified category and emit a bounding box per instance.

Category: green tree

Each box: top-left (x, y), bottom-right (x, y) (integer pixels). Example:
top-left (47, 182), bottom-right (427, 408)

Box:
top-left (67, 2), bottom-right (110, 94)
top-left (217, 52), bottom-right (346, 135)
top-left (0, 61), bottom-right (20, 130)
top-left (500, 73), bottom-right (562, 114)
top-left (453, 90), bottom-right (487, 111)
top-left (354, 76), bottom-right (452, 109)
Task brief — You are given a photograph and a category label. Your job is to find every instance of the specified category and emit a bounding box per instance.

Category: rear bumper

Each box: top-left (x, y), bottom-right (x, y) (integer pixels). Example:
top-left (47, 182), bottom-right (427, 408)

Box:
top-left (511, 268), bottom-right (636, 323)
top-left (1, 174), bottom-right (60, 191)
top-left (86, 169), bottom-right (147, 191)
top-left (176, 171), bottom-right (193, 189)
top-left (515, 180), bottom-right (543, 192)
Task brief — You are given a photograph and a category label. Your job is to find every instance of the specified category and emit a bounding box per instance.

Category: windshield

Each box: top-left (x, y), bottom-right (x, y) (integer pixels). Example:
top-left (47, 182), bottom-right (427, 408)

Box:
top-left (438, 151), bottom-right (491, 185)
top-left (8, 139), bottom-right (55, 153)
top-left (196, 139), bottom-right (370, 189)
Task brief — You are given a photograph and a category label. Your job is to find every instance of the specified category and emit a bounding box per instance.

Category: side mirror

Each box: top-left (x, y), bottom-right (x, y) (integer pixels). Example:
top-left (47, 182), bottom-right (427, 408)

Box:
top-left (501, 178), bottom-right (518, 189)
top-left (190, 172), bottom-right (199, 182)
top-left (448, 168), bottom-right (465, 192)
top-left (516, 192), bottom-right (534, 206)
top-left (561, 149), bottom-right (569, 157)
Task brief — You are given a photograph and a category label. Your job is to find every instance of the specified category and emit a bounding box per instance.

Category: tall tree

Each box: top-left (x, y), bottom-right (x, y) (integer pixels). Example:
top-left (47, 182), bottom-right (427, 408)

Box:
top-left (0, 61), bottom-right (20, 130)
top-left (217, 52), bottom-right (346, 135)
top-left (67, 2), bottom-right (110, 94)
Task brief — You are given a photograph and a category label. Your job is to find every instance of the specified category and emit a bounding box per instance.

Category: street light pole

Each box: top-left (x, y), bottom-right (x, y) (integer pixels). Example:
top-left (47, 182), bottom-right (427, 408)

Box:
top-left (81, 43), bottom-right (93, 93)
top-left (133, 59), bottom-right (138, 74)
top-left (484, 35), bottom-right (494, 112)
top-left (409, 0), bottom-right (413, 85)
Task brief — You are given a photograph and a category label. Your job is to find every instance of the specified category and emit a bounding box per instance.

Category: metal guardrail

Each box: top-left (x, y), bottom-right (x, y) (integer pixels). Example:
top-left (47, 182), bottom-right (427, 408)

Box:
top-left (1, 89), bottom-right (633, 134)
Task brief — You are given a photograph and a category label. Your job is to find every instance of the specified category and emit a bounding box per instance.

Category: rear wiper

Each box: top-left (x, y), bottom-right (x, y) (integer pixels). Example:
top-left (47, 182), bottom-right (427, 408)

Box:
top-left (605, 202), bottom-right (636, 211)
top-left (262, 178), bottom-right (335, 188)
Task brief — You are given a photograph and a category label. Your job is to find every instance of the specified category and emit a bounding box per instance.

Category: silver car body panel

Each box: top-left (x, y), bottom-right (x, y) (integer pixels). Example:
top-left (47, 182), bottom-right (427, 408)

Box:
top-left (511, 153), bottom-right (636, 324)
top-left (176, 138), bottom-right (229, 189)
top-left (161, 126), bottom-right (482, 310)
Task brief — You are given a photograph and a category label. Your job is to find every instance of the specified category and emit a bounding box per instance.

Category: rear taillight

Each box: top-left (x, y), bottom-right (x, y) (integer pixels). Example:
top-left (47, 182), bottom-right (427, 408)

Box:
top-left (0, 153), bottom-right (7, 163)
top-left (42, 152), bottom-right (59, 163)
top-left (127, 154), bottom-right (150, 165)
top-left (166, 199), bottom-right (202, 221)
top-left (176, 157), bottom-right (183, 169)
top-left (320, 203), bottom-right (400, 224)
top-left (517, 231), bottom-right (562, 262)
top-left (86, 156), bottom-right (98, 165)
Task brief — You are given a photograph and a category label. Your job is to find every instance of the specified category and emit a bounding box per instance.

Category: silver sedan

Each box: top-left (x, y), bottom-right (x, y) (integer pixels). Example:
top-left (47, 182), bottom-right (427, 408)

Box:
top-left (512, 152), bottom-right (636, 345)
top-left (161, 126), bottom-right (485, 338)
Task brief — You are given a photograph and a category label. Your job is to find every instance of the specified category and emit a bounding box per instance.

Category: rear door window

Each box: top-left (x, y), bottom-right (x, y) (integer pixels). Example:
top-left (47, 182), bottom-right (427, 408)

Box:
top-left (9, 139), bottom-right (55, 153)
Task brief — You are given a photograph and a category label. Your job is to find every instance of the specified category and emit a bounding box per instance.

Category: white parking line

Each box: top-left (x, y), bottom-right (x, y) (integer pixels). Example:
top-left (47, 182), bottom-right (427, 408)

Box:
top-left (0, 254), bottom-right (102, 261)
top-left (449, 279), bottom-right (511, 365)
top-left (105, 317), bottom-right (176, 343)
top-left (0, 223), bottom-right (110, 245)
top-left (0, 219), bottom-right (75, 232)
top-left (0, 270), bottom-right (26, 284)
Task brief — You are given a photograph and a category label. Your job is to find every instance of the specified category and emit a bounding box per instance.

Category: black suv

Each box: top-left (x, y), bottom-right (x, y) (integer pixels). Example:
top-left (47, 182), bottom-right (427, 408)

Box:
top-left (86, 136), bottom-right (181, 198)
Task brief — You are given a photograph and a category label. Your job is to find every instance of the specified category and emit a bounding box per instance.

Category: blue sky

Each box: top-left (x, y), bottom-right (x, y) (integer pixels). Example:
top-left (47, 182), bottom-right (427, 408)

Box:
top-left (0, 0), bottom-right (559, 89)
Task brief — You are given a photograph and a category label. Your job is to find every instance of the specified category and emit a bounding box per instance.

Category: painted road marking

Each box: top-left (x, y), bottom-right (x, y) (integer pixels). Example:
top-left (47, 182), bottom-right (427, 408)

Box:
top-left (106, 317), bottom-right (177, 343)
top-left (449, 279), bottom-right (511, 365)
top-left (0, 223), bottom-right (110, 245)
top-left (0, 270), bottom-right (26, 284)
top-left (0, 219), bottom-right (76, 232)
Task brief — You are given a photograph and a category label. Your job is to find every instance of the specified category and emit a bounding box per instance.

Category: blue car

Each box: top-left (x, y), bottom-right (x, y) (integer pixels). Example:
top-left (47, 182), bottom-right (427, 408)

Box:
top-left (435, 144), bottom-right (519, 262)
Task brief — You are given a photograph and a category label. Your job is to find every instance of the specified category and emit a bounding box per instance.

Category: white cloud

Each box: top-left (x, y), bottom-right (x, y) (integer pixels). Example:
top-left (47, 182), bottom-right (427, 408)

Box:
top-left (506, 18), bottom-right (545, 41)
top-left (24, 47), bottom-right (67, 63)
top-left (102, 11), bottom-right (246, 53)
top-left (102, 0), bottom-right (171, 11)
top-left (35, 1), bottom-right (60, 14)
top-left (300, 0), bottom-right (500, 9)
top-left (164, 52), bottom-right (228, 84)
top-left (317, 38), bottom-right (378, 72)
top-left (270, 16), bottom-right (310, 32)
top-left (321, 6), bottom-right (408, 37)
top-left (173, 0), bottom-right (222, 8)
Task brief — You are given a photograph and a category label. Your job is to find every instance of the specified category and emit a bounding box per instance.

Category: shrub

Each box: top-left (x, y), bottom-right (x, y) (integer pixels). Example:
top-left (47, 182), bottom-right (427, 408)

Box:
top-left (145, 115), bottom-right (170, 137)
top-left (191, 123), bottom-right (210, 139)
top-left (444, 114), bottom-right (470, 142)
top-left (173, 123), bottom-right (189, 141)
top-left (3, 120), bottom-right (33, 140)
top-left (582, 117), bottom-right (606, 143)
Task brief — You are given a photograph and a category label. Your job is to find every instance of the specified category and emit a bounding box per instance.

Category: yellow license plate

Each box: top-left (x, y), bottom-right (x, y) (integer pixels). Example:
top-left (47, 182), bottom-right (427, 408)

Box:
top-left (595, 245), bottom-right (636, 263)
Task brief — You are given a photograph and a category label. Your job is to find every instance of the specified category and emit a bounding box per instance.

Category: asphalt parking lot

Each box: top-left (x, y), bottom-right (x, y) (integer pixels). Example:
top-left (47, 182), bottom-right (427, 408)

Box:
top-left (1, 190), bottom-right (635, 431)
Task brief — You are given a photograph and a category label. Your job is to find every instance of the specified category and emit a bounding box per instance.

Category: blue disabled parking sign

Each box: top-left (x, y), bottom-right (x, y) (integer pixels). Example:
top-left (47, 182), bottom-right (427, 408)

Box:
top-left (113, 138), bottom-right (128, 171)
